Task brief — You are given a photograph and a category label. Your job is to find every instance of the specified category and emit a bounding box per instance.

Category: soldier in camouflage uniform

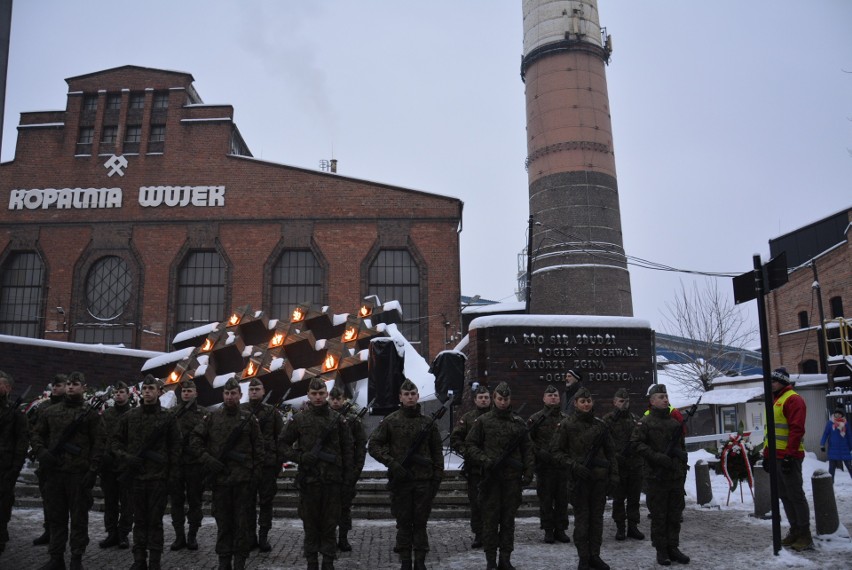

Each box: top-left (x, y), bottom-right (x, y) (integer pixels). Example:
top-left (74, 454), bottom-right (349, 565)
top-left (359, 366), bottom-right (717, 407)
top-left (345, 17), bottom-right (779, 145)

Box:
top-left (369, 379), bottom-right (444, 570)
top-left (602, 387), bottom-right (645, 542)
top-left (241, 378), bottom-right (285, 552)
top-left (98, 381), bottom-right (133, 550)
top-left (31, 371), bottom-right (105, 570)
top-left (328, 385), bottom-right (366, 552)
top-left (464, 382), bottom-right (534, 570)
top-left (630, 384), bottom-right (690, 566)
top-left (191, 377), bottom-right (264, 570)
top-left (450, 383), bottom-right (491, 548)
top-left (528, 384), bottom-right (570, 544)
top-left (113, 375), bottom-right (181, 570)
top-left (0, 370), bottom-right (29, 556)
top-left (30, 373), bottom-right (67, 547)
top-left (168, 379), bottom-right (206, 552)
top-left (279, 378), bottom-right (353, 570)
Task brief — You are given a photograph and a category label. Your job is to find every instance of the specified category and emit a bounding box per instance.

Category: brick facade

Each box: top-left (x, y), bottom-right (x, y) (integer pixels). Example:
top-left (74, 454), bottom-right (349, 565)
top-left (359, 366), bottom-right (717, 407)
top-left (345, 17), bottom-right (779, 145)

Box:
top-left (0, 66), bottom-right (462, 360)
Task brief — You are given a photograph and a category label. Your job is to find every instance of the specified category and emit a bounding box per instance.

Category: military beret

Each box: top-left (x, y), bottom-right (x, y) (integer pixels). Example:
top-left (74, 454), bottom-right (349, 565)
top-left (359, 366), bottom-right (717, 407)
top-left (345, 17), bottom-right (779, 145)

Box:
top-left (565, 369), bottom-right (581, 381)
top-left (141, 374), bottom-right (159, 387)
top-left (771, 367), bottom-right (791, 385)
top-left (67, 371), bottom-right (86, 384)
top-left (493, 382), bottom-right (511, 397)
top-left (113, 380), bottom-right (129, 391)
top-left (223, 377), bottom-right (241, 391)
top-left (248, 378), bottom-right (264, 388)
top-left (52, 373), bottom-right (68, 385)
top-left (614, 388), bottom-right (630, 399)
top-left (647, 384), bottom-right (667, 397)
top-left (575, 387), bottom-right (592, 400)
top-left (307, 377), bottom-right (326, 392)
top-left (329, 385), bottom-right (345, 399)
top-left (544, 384), bottom-right (559, 394)
top-left (179, 379), bottom-right (196, 390)
top-left (400, 378), bottom-right (418, 393)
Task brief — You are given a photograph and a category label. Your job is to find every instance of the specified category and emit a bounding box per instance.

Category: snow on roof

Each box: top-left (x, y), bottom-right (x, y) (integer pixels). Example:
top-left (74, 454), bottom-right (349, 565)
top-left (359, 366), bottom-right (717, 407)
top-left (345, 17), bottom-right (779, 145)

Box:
top-left (171, 322), bottom-right (219, 344)
top-left (462, 301), bottom-right (526, 314)
top-left (0, 334), bottom-right (163, 360)
top-left (141, 346), bottom-right (194, 371)
top-left (468, 314), bottom-right (651, 330)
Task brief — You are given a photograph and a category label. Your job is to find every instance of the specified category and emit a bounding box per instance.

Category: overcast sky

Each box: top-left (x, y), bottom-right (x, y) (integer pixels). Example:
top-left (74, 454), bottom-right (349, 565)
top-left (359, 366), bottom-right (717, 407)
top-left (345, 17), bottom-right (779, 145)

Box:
top-left (3, 1), bottom-right (850, 332)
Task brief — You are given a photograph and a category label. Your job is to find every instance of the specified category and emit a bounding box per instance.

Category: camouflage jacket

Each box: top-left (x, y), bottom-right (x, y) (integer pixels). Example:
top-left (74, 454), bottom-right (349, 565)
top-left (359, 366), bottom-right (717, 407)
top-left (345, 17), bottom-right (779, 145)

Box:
top-left (369, 404), bottom-right (444, 483)
top-left (190, 404), bottom-right (264, 485)
top-left (450, 406), bottom-right (489, 456)
top-left (279, 403), bottom-right (353, 485)
top-left (241, 400), bottom-right (284, 467)
top-left (464, 407), bottom-right (534, 482)
top-left (344, 408), bottom-right (367, 477)
top-left (101, 402), bottom-right (131, 472)
top-left (31, 396), bottom-right (105, 474)
top-left (631, 406), bottom-right (687, 482)
top-left (602, 408), bottom-right (643, 471)
top-left (173, 399), bottom-right (206, 465)
top-left (112, 401), bottom-right (181, 481)
top-left (528, 404), bottom-right (568, 471)
top-left (551, 409), bottom-right (618, 483)
top-left (0, 395), bottom-right (29, 476)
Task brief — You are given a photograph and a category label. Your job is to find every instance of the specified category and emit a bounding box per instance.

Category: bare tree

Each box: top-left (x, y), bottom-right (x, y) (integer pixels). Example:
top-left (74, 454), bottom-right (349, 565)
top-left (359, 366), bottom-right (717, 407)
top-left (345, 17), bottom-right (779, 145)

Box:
top-left (660, 279), bottom-right (757, 397)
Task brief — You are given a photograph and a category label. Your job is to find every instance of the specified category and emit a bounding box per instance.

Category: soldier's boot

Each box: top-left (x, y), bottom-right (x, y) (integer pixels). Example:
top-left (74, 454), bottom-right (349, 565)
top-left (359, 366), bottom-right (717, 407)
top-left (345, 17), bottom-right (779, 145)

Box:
top-left (627, 524), bottom-right (645, 540)
top-left (186, 525), bottom-right (199, 550)
top-left (589, 554), bottom-right (610, 570)
top-left (554, 528), bottom-right (571, 543)
top-left (38, 556), bottom-right (66, 570)
top-left (413, 551), bottom-right (427, 570)
top-left (655, 548), bottom-right (672, 566)
top-left (217, 555), bottom-right (232, 570)
top-left (258, 527), bottom-right (272, 553)
top-left (147, 550), bottom-right (162, 570)
top-left (577, 558), bottom-right (591, 570)
top-left (129, 550), bottom-right (147, 570)
top-left (118, 533), bottom-right (130, 549)
top-left (170, 527), bottom-right (187, 551)
top-left (498, 550), bottom-right (516, 570)
top-left (668, 547), bottom-right (690, 564)
top-left (99, 531), bottom-right (120, 548)
top-left (321, 555), bottom-right (335, 570)
top-left (399, 559), bottom-right (412, 570)
top-left (791, 527), bottom-right (814, 552)
top-left (781, 526), bottom-right (800, 546)
top-left (544, 529), bottom-right (555, 543)
top-left (337, 529), bottom-right (351, 552)
top-left (471, 533), bottom-right (483, 549)
top-left (33, 530), bottom-right (51, 546)
top-left (69, 555), bottom-right (83, 570)
top-left (249, 532), bottom-right (258, 551)
top-left (233, 555), bottom-right (247, 570)
top-left (485, 550), bottom-right (498, 570)
top-left (614, 523), bottom-right (626, 541)
top-left (306, 553), bottom-right (319, 570)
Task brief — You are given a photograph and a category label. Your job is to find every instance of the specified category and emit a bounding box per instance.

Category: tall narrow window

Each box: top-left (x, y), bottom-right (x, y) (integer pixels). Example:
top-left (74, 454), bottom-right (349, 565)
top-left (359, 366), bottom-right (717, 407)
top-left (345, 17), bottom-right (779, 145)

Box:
top-left (74, 256), bottom-right (134, 345)
top-left (102, 126), bottom-right (118, 143)
top-left (106, 93), bottom-right (121, 110)
top-left (125, 126), bottom-right (142, 143)
top-left (271, 250), bottom-right (322, 319)
top-left (830, 296), bottom-right (844, 319)
top-left (152, 91), bottom-right (169, 109)
top-left (0, 252), bottom-right (45, 338)
top-left (175, 251), bottom-right (226, 334)
top-left (82, 94), bottom-right (98, 111)
top-left (797, 311), bottom-right (808, 329)
top-left (129, 92), bottom-right (145, 109)
top-left (368, 250), bottom-right (420, 347)
top-left (149, 125), bottom-right (166, 142)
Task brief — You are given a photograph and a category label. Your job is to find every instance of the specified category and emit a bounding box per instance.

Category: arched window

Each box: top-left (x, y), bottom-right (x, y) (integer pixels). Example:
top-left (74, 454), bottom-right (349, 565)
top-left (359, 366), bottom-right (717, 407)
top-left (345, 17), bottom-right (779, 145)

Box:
top-left (271, 250), bottom-right (322, 319)
top-left (368, 250), bottom-right (420, 348)
top-left (74, 256), bottom-right (134, 345)
top-left (0, 252), bottom-right (45, 337)
top-left (175, 251), bottom-right (225, 333)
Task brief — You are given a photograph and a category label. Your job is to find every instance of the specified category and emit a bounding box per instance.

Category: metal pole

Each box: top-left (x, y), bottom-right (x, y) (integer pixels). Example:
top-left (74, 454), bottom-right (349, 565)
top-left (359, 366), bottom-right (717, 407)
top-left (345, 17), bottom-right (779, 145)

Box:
top-left (811, 263), bottom-right (833, 389)
top-left (526, 214), bottom-right (534, 314)
top-left (754, 254), bottom-right (782, 555)
top-left (0, 0), bottom-right (13, 160)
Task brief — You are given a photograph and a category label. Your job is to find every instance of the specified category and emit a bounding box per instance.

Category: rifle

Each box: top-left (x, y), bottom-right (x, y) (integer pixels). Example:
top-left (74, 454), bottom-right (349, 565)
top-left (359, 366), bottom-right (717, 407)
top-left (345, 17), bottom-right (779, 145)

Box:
top-left (355, 397), bottom-right (376, 420)
top-left (291, 400), bottom-right (353, 491)
top-left (47, 388), bottom-right (113, 462)
top-left (117, 403), bottom-right (189, 483)
top-left (202, 391), bottom-right (271, 486)
top-left (0, 385), bottom-right (31, 423)
top-left (480, 412), bottom-right (543, 488)
top-left (664, 395), bottom-right (702, 462)
top-left (398, 401), bottom-right (449, 470)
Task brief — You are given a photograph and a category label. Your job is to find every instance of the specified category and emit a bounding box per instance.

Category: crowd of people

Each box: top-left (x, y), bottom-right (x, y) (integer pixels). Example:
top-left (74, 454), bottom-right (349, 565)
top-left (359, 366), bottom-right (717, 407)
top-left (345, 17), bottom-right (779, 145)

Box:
top-left (0, 365), bottom-right (842, 570)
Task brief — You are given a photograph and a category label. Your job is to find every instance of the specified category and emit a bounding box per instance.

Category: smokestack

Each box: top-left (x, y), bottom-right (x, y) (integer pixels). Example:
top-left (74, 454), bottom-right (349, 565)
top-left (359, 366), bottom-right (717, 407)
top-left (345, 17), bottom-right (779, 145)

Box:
top-left (330, 158), bottom-right (337, 173)
top-left (521, 0), bottom-right (633, 316)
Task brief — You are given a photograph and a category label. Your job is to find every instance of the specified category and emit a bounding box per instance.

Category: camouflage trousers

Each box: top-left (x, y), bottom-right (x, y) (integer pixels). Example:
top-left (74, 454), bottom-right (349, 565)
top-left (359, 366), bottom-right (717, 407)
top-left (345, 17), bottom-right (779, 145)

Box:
top-left (250, 465), bottom-right (280, 532)
top-left (212, 483), bottom-right (255, 557)
top-left (132, 479), bottom-right (169, 554)
top-left (339, 481), bottom-right (358, 532)
top-left (299, 480), bottom-right (342, 558)
top-left (463, 471), bottom-right (484, 536)
top-left (100, 468), bottom-right (132, 536)
top-left (170, 463), bottom-right (204, 531)
top-left (480, 477), bottom-right (522, 554)
top-left (570, 478), bottom-right (607, 559)
top-left (536, 467), bottom-right (569, 531)
top-left (611, 468), bottom-right (643, 526)
top-left (390, 480), bottom-right (433, 556)
top-left (0, 469), bottom-right (18, 546)
top-left (645, 478), bottom-right (685, 551)
top-left (44, 471), bottom-right (93, 557)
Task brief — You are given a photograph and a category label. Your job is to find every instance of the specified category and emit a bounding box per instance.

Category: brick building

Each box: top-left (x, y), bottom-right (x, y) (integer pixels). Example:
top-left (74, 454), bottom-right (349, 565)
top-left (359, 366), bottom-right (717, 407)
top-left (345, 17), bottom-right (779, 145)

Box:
top-left (765, 206), bottom-right (851, 381)
top-left (0, 65), bottom-right (463, 359)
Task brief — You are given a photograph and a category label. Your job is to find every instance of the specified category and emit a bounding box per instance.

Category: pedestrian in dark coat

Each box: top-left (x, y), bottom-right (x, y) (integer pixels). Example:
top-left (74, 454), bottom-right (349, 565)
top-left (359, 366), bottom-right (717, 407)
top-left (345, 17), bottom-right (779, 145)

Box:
top-left (279, 377), bottom-right (353, 570)
top-left (98, 381), bottom-right (133, 550)
top-left (168, 379), bottom-right (206, 551)
top-left (528, 384), bottom-right (570, 544)
top-left (29, 373), bottom-right (67, 547)
top-left (328, 385), bottom-right (366, 552)
top-left (113, 375), bottom-right (181, 570)
top-left (561, 369), bottom-right (583, 415)
top-left (603, 387), bottom-right (645, 541)
top-left (30, 371), bottom-right (105, 570)
top-left (464, 381), bottom-right (534, 570)
top-left (0, 370), bottom-right (29, 556)
top-left (631, 383), bottom-right (690, 566)
top-left (190, 376), bottom-right (264, 570)
top-left (820, 406), bottom-right (852, 481)
top-left (450, 383), bottom-right (491, 549)
top-left (369, 379), bottom-right (443, 570)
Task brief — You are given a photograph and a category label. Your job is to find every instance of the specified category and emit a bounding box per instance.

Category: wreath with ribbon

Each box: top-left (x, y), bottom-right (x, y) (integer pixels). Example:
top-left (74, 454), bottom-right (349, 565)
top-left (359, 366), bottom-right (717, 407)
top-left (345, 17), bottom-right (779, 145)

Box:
top-left (717, 432), bottom-right (761, 492)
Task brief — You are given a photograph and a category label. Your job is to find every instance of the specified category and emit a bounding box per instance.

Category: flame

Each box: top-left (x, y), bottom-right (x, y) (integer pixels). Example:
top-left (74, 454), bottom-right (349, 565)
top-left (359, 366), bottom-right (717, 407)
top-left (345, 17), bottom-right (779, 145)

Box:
top-left (201, 338), bottom-right (214, 352)
top-left (342, 327), bottom-right (357, 342)
top-left (359, 304), bottom-right (372, 317)
top-left (323, 353), bottom-right (338, 372)
top-left (167, 370), bottom-right (179, 384)
top-left (228, 313), bottom-right (240, 326)
top-left (291, 307), bottom-right (305, 322)
top-left (245, 360), bottom-right (257, 377)
top-left (270, 332), bottom-right (284, 347)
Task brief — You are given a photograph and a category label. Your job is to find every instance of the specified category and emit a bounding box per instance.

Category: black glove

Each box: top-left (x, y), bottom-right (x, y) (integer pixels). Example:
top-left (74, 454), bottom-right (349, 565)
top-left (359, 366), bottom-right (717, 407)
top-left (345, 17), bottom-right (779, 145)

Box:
top-left (671, 449), bottom-right (689, 463)
top-left (820, 446), bottom-right (826, 453)
top-left (536, 449), bottom-right (553, 464)
top-left (389, 461), bottom-right (411, 481)
top-left (300, 451), bottom-right (318, 468)
top-left (206, 456), bottom-right (225, 475)
top-left (781, 456), bottom-right (794, 474)
top-left (430, 476), bottom-right (442, 498)
top-left (654, 453), bottom-right (674, 469)
top-left (38, 449), bottom-right (60, 469)
top-left (81, 470), bottom-right (97, 490)
top-left (125, 455), bottom-right (145, 470)
top-left (573, 463), bottom-right (592, 481)
top-left (522, 472), bottom-right (533, 486)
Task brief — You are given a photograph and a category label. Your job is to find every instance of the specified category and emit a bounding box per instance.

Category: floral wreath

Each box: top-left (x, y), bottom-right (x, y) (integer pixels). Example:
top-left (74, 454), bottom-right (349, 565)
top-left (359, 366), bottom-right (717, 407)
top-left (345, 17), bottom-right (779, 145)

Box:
top-left (718, 431), bottom-right (761, 492)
